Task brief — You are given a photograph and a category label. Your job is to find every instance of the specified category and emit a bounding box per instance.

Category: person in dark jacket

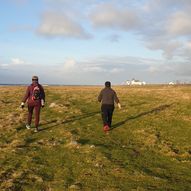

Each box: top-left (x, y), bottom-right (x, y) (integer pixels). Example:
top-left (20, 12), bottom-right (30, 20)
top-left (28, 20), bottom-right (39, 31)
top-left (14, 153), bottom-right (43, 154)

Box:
top-left (20, 76), bottom-right (45, 132)
top-left (98, 81), bottom-right (121, 132)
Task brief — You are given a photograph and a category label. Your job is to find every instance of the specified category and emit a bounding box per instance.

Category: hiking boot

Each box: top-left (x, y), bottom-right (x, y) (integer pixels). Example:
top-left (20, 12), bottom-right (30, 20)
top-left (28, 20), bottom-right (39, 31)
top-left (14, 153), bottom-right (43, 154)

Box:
top-left (103, 125), bottom-right (110, 132)
top-left (26, 124), bottom-right (31, 129)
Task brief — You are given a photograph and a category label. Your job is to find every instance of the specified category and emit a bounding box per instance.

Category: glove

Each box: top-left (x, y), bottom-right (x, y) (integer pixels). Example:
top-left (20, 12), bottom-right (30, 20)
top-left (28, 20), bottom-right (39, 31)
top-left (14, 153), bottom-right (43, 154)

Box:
top-left (117, 103), bottom-right (121, 109)
top-left (20, 102), bottom-right (24, 109)
top-left (41, 99), bottom-right (45, 108)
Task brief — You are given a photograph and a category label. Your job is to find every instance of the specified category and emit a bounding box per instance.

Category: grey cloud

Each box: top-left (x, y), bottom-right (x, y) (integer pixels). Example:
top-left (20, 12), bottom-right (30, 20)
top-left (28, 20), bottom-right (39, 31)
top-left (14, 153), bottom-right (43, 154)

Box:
top-left (174, 63), bottom-right (191, 77)
top-left (146, 39), bottom-right (183, 59)
top-left (147, 61), bottom-right (191, 79)
top-left (87, 1), bottom-right (189, 59)
top-left (89, 3), bottom-right (141, 30)
top-left (178, 42), bottom-right (191, 60)
top-left (37, 12), bottom-right (92, 39)
top-left (167, 11), bottom-right (191, 36)
top-left (0, 64), bottom-right (8, 70)
top-left (41, 0), bottom-right (191, 60)
top-left (138, 1), bottom-right (191, 59)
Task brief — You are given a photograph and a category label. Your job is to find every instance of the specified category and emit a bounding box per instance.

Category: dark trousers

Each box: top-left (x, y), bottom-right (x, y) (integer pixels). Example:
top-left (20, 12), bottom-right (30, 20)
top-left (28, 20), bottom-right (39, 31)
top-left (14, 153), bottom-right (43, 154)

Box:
top-left (101, 104), bottom-right (114, 127)
top-left (27, 103), bottom-right (41, 128)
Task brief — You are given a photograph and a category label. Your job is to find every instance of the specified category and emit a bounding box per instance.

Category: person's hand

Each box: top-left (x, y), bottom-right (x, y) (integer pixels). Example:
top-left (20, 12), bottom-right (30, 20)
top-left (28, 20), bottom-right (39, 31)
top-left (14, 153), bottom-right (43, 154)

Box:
top-left (41, 100), bottom-right (45, 108)
top-left (20, 102), bottom-right (24, 109)
top-left (117, 103), bottom-right (121, 109)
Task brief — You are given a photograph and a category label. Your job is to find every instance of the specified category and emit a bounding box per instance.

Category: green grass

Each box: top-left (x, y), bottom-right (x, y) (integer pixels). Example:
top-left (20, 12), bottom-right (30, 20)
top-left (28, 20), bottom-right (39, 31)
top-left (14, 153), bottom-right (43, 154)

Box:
top-left (0, 85), bottom-right (191, 190)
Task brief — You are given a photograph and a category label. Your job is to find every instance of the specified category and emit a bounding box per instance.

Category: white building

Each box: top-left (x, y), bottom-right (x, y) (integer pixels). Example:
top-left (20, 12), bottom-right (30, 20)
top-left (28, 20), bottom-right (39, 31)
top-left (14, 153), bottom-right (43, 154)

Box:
top-left (126, 79), bottom-right (146, 86)
top-left (126, 80), bottom-right (131, 85)
top-left (168, 82), bottom-right (175, 85)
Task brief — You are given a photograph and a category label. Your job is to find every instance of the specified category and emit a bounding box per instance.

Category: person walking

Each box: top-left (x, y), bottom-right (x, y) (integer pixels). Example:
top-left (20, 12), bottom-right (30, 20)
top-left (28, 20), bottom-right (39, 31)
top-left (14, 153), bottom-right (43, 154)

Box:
top-left (20, 76), bottom-right (45, 132)
top-left (98, 81), bottom-right (121, 132)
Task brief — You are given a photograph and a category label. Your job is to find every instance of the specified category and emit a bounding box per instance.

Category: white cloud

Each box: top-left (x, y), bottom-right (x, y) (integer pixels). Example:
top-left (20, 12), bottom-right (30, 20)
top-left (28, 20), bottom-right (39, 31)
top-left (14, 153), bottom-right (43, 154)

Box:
top-left (83, 66), bottom-right (106, 72)
top-left (0, 64), bottom-right (9, 69)
top-left (0, 58), bottom-right (28, 71)
top-left (110, 68), bottom-right (124, 74)
top-left (62, 58), bottom-right (77, 71)
top-left (37, 11), bottom-right (91, 39)
top-left (1, 55), bottom-right (191, 84)
top-left (11, 58), bottom-right (25, 65)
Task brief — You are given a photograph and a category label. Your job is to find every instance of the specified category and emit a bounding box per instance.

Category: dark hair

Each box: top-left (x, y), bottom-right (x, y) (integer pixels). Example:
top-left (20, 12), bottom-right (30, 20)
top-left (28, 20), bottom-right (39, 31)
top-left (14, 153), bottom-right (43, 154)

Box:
top-left (105, 81), bottom-right (111, 87)
top-left (32, 76), bottom-right (38, 81)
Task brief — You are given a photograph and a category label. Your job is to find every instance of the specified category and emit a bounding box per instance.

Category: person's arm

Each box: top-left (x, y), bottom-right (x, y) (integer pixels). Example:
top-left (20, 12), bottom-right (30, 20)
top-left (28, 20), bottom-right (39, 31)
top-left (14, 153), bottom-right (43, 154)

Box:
top-left (114, 91), bottom-right (121, 109)
top-left (20, 86), bottom-right (30, 108)
top-left (98, 90), bottom-right (103, 102)
top-left (114, 91), bottom-right (119, 103)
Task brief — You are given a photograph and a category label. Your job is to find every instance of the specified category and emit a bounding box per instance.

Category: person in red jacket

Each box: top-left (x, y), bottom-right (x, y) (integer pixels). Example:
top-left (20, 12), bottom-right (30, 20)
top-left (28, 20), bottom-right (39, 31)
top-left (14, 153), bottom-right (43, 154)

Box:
top-left (20, 76), bottom-right (45, 132)
top-left (98, 81), bottom-right (121, 132)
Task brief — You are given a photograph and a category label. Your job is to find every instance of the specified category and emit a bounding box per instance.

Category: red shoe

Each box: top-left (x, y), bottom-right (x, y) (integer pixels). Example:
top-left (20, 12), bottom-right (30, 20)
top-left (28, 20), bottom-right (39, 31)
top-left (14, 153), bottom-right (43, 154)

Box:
top-left (103, 125), bottom-right (110, 132)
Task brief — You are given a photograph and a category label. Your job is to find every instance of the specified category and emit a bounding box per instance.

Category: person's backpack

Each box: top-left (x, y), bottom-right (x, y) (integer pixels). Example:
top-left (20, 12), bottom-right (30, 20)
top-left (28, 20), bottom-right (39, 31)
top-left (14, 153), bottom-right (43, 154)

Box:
top-left (32, 86), bottom-right (41, 101)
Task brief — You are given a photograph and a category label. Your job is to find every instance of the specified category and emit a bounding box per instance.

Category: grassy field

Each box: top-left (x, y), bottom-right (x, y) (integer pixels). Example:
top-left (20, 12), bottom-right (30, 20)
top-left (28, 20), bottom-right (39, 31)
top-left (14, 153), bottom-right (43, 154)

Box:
top-left (0, 85), bottom-right (191, 191)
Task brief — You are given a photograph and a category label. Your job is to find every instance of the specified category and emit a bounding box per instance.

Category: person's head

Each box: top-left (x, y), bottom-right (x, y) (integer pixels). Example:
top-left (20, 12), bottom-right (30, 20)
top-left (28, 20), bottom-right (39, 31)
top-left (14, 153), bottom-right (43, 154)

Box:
top-left (105, 81), bottom-right (111, 88)
top-left (32, 76), bottom-right (39, 84)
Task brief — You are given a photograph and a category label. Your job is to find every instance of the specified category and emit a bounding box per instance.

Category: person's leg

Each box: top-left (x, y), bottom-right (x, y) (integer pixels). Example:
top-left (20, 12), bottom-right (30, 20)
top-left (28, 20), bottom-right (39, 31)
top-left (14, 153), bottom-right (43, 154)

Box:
top-left (107, 106), bottom-right (114, 127)
top-left (27, 105), bottom-right (34, 126)
top-left (101, 105), bottom-right (108, 126)
top-left (34, 104), bottom-right (41, 130)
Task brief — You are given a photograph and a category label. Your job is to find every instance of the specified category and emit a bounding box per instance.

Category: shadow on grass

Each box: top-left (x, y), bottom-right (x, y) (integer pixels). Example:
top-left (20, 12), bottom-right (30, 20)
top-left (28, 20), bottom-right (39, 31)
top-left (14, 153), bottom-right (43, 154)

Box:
top-left (39, 111), bottom-right (100, 132)
top-left (78, 138), bottom-right (113, 150)
top-left (111, 103), bottom-right (174, 130)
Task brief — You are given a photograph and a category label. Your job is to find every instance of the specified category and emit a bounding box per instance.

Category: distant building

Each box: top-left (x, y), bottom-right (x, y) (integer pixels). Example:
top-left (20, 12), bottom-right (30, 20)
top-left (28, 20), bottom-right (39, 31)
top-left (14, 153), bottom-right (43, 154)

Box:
top-left (125, 79), bottom-right (146, 86)
top-left (126, 80), bottom-right (131, 85)
top-left (168, 82), bottom-right (175, 85)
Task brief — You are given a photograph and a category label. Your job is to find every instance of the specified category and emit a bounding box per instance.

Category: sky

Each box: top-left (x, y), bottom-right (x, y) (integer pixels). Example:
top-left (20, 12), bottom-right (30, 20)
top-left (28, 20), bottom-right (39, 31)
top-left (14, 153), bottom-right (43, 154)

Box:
top-left (1, 0), bottom-right (191, 85)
